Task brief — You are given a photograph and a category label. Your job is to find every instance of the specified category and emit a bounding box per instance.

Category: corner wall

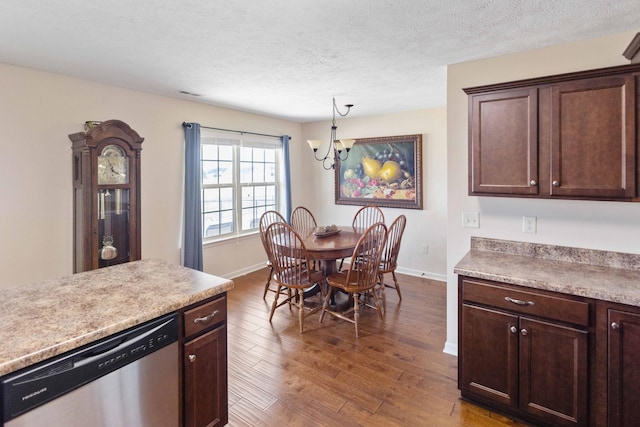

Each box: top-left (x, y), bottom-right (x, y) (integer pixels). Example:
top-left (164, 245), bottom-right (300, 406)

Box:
top-left (0, 63), bottom-right (302, 288)
top-left (301, 107), bottom-right (448, 280)
top-left (445, 31), bottom-right (640, 355)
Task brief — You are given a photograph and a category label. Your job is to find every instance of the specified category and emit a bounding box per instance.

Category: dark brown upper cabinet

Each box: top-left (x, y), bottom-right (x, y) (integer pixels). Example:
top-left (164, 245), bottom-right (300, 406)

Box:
top-left (469, 88), bottom-right (539, 195)
top-left (465, 64), bottom-right (640, 201)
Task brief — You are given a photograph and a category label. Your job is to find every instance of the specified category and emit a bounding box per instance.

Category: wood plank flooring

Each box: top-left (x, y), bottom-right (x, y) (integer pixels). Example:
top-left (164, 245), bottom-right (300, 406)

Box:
top-left (226, 268), bottom-right (530, 426)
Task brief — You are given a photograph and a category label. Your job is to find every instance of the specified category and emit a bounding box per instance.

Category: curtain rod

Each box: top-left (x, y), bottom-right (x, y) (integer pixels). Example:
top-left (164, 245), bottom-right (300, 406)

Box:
top-left (182, 122), bottom-right (289, 140)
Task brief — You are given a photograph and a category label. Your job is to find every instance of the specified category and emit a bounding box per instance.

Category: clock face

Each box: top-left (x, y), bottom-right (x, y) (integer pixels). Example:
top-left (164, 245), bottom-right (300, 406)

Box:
top-left (98, 145), bottom-right (129, 185)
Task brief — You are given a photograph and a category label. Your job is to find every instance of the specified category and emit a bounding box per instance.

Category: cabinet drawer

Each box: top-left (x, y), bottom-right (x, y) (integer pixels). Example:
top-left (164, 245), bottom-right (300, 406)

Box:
top-left (462, 279), bottom-right (589, 326)
top-left (184, 296), bottom-right (227, 338)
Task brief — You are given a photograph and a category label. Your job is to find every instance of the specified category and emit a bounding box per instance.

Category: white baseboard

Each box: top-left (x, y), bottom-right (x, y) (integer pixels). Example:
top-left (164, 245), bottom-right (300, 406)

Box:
top-left (443, 341), bottom-right (458, 357)
top-left (395, 266), bottom-right (447, 282)
top-left (225, 263), bottom-right (266, 279)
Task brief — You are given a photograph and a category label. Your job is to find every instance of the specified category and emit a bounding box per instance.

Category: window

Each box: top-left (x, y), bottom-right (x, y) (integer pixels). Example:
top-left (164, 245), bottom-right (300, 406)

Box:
top-left (201, 132), bottom-right (283, 241)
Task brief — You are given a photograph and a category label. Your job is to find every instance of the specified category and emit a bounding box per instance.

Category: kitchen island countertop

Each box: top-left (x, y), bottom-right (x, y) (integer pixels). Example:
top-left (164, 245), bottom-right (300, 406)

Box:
top-left (0, 259), bottom-right (234, 376)
top-left (454, 237), bottom-right (640, 306)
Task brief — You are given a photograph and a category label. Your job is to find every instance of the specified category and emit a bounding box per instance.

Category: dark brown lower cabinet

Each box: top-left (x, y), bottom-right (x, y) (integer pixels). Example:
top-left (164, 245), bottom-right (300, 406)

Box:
top-left (181, 294), bottom-right (228, 427)
top-left (519, 317), bottom-right (587, 425)
top-left (459, 277), bottom-right (589, 426)
top-left (184, 325), bottom-right (228, 427)
top-left (461, 304), bottom-right (518, 407)
top-left (607, 309), bottom-right (640, 426)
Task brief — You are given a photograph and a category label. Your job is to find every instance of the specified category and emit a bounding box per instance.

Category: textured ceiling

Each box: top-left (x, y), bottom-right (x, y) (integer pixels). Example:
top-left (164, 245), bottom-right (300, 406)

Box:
top-left (0, 0), bottom-right (638, 122)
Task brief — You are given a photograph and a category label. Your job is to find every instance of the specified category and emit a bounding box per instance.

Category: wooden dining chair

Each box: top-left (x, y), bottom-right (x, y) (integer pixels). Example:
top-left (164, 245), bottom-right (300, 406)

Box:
top-left (377, 214), bottom-right (407, 312)
top-left (290, 206), bottom-right (317, 232)
top-left (290, 206), bottom-right (320, 271)
top-left (263, 222), bottom-right (325, 333)
top-left (259, 210), bottom-right (288, 300)
top-left (320, 222), bottom-right (387, 338)
top-left (352, 205), bottom-right (385, 230)
top-left (339, 205), bottom-right (385, 270)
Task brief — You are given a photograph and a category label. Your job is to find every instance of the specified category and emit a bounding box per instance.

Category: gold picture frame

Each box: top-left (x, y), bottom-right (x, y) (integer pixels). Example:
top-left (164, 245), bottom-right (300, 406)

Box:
top-left (335, 134), bottom-right (423, 209)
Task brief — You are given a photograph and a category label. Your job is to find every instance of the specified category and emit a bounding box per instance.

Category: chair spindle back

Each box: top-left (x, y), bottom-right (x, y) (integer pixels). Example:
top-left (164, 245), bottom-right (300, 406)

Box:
top-left (344, 222), bottom-right (388, 290)
top-left (352, 205), bottom-right (385, 230)
top-left (290, 206), bottom-right (317, 232)
top-left (380, 215), bottom-right (407, 272)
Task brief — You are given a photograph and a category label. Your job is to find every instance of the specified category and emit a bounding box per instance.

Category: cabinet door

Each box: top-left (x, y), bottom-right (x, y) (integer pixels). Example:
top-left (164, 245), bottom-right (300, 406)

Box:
top-left (519, 318), bottom-right (587, 427)
top-left (460, 304), bottom-right (519, 407)
top-left (469, 88), bottom-right (539, 195)
top-left (184, 324), bottom-right (228, 427)
top-left (608, 309), bottom-right (640, 426)
top-left (550, 76), bottom-right (636, 198)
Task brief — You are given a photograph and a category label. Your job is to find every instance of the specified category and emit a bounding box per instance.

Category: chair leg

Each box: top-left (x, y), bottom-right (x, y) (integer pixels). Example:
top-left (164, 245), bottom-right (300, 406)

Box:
top-left (378, 273), bottom-right (387, 315)
top-left (372, 288), bottom-right (384, 321)
top-left (392, 271), bottom-right (402, 300)
top-left (298, 290), bottom-right (305, 333)
top-left (269, 288), bottom-right (280, 322)
top-left (319, 287), bottom-right (332, 323)
top-left (263, 265), bottom-right (274, 300)
top-left (353, 293), bottom-right (360, 338)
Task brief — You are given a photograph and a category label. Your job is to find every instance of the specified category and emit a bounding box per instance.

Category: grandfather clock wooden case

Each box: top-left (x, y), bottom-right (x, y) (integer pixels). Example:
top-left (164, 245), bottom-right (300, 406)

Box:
top-left (69, 120), bottom-right (143, 273)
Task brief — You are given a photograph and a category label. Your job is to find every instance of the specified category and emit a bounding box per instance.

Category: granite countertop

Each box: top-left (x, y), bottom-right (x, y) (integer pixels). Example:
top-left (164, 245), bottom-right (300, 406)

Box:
top-left (0, 259), bottom-right (234, 376)
top-left (454, 237), bottom-right (640, 306)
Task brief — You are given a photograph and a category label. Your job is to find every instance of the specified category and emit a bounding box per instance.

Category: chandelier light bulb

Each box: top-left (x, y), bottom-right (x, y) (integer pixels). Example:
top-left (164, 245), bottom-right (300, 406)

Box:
top-left (308, 97), bottom-right (355, 169)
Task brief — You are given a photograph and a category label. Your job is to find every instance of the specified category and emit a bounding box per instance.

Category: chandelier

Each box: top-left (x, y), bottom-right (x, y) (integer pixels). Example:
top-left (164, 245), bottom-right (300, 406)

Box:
top-left (307, 97), bottom-right (355, 170)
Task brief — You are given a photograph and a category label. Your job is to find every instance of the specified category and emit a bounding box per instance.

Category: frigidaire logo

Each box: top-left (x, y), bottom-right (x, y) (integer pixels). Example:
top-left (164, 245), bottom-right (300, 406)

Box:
top-left (22, 387), bottom-right (47, 401)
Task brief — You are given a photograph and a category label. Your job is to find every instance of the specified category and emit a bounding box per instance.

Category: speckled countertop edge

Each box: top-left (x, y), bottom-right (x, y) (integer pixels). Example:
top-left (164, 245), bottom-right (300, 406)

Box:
top-left (454, 237), bottom-right (640, 306)
top-left (0, 259), bottom-right (234, 376)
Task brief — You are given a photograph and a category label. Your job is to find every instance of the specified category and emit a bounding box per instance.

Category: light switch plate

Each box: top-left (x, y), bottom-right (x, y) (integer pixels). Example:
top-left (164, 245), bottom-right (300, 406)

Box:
top-left (462, 212), bottom-right (480, 228)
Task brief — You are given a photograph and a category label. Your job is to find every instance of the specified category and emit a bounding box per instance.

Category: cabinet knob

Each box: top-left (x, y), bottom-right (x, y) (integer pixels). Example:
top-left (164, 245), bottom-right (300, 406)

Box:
top-left (510, 326), bottom-right (518, 334)
top-left (552, 180), bottom-right (560, 187)
top-left (520, 329), bottom-right (528, 336)
top-left (530, 180), bottom-right (537, 186)
top-left (611, 322), bottom-right (620, 330)
top-left (188, 354), bottom-right (197, 362)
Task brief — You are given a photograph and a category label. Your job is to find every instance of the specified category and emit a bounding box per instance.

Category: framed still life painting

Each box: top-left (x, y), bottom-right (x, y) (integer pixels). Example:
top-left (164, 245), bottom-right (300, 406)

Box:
top-left (334, 134), bottom-right (423, 209)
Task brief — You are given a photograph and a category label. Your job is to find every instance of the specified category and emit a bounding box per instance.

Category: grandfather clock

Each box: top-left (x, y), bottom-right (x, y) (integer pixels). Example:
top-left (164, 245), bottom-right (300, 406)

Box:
top-left (69, 120), bottom-right (144, 273)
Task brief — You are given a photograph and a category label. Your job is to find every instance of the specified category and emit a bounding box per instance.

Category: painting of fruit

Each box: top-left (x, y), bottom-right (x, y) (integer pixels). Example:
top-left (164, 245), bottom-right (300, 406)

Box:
top-left (335, 134), bottom-right (423, 209)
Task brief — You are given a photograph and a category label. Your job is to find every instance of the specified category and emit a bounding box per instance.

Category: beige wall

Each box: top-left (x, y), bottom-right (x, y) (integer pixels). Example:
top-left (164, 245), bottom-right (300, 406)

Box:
top-left (445, 31), bottom-right (640, 355)
top-left (0, 63), bottom-right (302, 288)
top-left (0, 62), bottom-right (449, 289)
top-left (301, 108), bottom-right (448, 280)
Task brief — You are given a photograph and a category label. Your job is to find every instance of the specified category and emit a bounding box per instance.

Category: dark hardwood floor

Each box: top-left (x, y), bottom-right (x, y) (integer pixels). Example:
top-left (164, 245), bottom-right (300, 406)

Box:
top-left (226, 268), bottom-right (529, 426)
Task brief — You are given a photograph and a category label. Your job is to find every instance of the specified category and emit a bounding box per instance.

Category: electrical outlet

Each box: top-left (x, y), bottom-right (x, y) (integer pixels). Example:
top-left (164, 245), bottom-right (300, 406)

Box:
top-left (422, 244), bottom-right (429, 254)
top-left (462, 212), bottom-right (480, 228)
top-left (523, 216), bottom-right (537, 233)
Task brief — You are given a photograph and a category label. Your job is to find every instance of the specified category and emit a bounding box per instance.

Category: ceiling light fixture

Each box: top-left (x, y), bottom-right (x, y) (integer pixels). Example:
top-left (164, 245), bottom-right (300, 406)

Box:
top-left (307, 97), bottom-right (355, 170)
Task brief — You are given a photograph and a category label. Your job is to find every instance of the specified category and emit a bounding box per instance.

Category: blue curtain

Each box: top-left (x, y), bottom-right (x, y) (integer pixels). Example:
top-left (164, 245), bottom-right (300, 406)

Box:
top-left (282, 135), bottom-right (292, 223)
top-left (182, 123), bottom-right (203, 271)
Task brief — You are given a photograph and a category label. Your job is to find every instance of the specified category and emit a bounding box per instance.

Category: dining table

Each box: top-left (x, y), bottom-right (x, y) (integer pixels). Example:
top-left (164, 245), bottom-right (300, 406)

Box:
top-left (269, 225), bottom-right (364, 298)
top-left (297, 225), bottom-right (364, 277)
top-left (295, 225), bottom-right (364, 298)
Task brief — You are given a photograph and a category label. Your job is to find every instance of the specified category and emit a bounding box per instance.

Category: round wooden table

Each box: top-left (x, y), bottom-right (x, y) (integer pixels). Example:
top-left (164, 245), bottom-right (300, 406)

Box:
top-left (270, 225), bottom-right (363, 298)
top-left (297, 226), bottom-right (363, 277)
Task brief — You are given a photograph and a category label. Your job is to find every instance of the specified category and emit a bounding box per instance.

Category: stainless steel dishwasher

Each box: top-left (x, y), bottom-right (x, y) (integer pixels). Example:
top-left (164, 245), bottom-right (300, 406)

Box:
top-left (1, 313), bottom-right (179, 427)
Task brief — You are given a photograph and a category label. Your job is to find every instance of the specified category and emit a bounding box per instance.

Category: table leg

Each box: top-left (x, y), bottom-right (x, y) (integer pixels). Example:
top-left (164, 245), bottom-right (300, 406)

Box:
top-left (320, 259), bottom-right (338, 277)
